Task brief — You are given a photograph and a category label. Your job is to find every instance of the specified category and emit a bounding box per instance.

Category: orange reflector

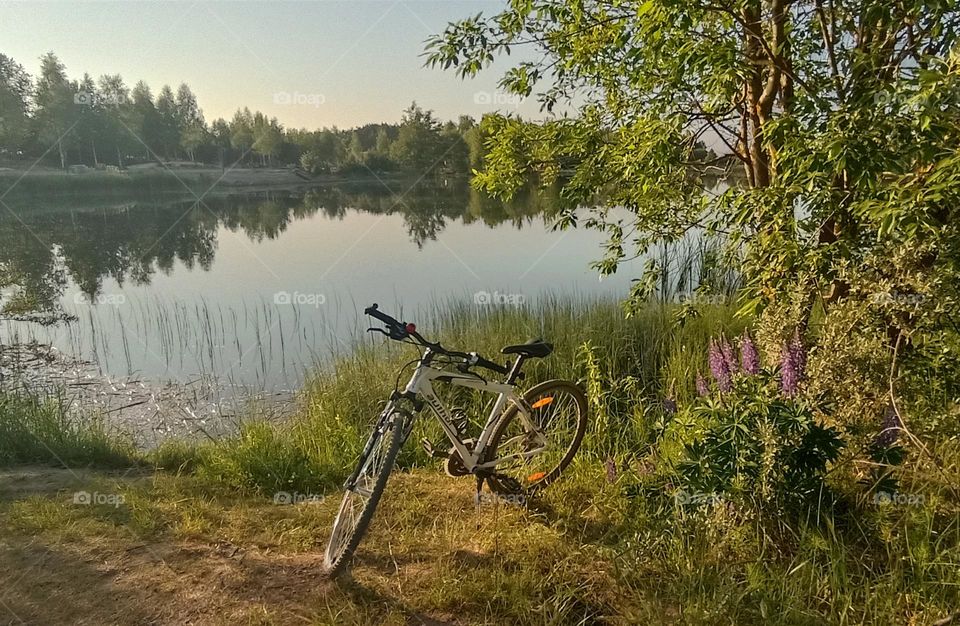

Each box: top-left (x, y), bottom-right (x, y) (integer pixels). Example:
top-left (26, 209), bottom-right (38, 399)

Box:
top-left (531, 397), bottom-right (554, 409)
top-left (527, 472), bottom-right (547, 482)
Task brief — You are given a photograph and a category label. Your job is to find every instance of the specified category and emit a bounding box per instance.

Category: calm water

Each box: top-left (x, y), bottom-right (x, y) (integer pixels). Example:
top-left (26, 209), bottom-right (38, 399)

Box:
top-left (0, 180), bottom-right (645, 389)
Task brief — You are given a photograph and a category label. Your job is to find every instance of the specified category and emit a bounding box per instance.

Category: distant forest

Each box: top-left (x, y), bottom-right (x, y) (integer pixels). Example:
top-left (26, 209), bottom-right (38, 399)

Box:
top-left (0, 52), bottom-right (484, 175)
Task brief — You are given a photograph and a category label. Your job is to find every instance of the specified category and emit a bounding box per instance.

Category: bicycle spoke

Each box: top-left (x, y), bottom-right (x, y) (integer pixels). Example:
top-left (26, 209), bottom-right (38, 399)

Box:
top-left (485, 382), bottom-right (587, 491)
top-left (324, 413), bottom-right (403, 574)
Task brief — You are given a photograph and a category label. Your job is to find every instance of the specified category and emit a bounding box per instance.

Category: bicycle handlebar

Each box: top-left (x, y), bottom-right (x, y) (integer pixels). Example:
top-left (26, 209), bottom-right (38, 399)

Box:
top-left (364, 303), bottom-right (509, 375)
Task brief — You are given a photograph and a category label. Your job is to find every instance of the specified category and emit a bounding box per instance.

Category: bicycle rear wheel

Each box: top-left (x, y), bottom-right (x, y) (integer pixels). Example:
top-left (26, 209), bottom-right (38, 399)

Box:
top-left (323, 408), bottom-right (406, 576)
top-left (484, 380), bottom-right (588, 494)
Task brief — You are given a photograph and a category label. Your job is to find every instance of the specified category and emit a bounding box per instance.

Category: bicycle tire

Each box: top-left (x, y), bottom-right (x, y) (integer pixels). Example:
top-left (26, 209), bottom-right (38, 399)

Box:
top-left (323, 410), bottom-right (407, 577)
top-left (483, 379), bottom-right (588, 494)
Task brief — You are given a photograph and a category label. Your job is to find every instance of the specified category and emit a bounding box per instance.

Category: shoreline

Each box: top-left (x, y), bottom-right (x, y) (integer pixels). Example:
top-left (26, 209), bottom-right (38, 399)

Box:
top-left (0, 163), bottom-right (467, 199)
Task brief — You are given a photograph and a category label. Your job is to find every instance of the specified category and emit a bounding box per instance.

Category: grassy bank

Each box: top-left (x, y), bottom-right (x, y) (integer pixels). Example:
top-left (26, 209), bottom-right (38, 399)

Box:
top-left (0, 392), bottom-right (137, 468)
top-left (0, 165), bottom-right (461, 199)
top-left (0, 168), bottom-right (218, 196)
top-left (1, 298), bottom-right (958, 624)
top-left (151, 297), bottom-right (744, 494)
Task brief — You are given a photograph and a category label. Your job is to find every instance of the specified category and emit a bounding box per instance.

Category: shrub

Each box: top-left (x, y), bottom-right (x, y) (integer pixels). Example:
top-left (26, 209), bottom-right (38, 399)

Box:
top-left (667, 332), bottom-right (844, 509)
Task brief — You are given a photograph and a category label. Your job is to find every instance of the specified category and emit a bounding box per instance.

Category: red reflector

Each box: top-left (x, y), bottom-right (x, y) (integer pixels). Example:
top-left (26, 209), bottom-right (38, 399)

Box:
top-left (405, 323), bottom-right (417, 333)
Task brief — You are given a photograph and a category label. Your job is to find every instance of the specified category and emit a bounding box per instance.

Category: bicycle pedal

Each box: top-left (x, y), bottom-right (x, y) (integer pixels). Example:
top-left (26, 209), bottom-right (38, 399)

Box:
top-left (420, 438), bottom-right (448, 459)
top-left (490, 473), bottom-right (524, 495)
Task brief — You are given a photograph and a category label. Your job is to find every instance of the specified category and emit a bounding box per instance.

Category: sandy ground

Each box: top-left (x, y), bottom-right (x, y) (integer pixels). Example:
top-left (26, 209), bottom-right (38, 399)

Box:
top-left (1, 342), bottom-right (294, 447)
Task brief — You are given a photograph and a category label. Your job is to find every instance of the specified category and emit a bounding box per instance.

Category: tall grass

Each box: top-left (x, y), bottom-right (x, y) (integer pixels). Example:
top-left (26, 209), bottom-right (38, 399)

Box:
top-left (0, 391), bottom-right (137, 467)
top-left (149, 297), bottom-right (741, 494)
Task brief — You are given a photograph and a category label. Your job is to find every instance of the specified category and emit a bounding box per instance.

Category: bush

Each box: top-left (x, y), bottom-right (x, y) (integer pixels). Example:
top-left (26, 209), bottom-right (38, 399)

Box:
top-left (664, 332), bottom-right (844, 509)
top-left (674, 376), bottom-right (844, 507)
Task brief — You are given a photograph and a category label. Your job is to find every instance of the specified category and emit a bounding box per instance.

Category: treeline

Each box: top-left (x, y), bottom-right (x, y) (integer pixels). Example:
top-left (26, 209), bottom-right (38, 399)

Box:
top-left (0, 52), bottom-right (485, 175)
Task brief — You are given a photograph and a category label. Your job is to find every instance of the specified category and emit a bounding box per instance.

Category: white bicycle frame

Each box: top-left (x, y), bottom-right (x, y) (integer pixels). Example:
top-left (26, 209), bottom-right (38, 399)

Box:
top-left (400, 357), bottom-right (545, 472)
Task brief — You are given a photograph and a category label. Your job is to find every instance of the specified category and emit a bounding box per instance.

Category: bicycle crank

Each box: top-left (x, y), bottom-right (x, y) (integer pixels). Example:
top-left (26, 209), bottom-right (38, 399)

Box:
top-left (443, 439), bottom-right (476, 477)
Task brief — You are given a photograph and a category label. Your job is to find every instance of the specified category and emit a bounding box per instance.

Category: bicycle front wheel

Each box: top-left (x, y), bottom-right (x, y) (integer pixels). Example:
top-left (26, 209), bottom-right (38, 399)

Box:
top-left (323, 408), bottom-right (406, 577)
top-left (484, 379), bottom-right (588, 494)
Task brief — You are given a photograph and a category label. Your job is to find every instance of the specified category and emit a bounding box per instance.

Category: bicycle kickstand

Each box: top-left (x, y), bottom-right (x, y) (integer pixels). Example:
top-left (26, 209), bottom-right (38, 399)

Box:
top-left (475, 473), bottom-right (486, 529)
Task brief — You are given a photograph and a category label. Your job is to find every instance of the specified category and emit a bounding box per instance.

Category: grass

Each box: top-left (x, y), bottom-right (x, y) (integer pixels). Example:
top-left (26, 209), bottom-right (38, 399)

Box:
top-left (0, 391), bottom-right (137, 468)
top-left (149, 297), bottom-right (744, 495)
top-left (1, 454), bottom-right (957, 624)
top-left (1, 298), bottom-right (958, 624)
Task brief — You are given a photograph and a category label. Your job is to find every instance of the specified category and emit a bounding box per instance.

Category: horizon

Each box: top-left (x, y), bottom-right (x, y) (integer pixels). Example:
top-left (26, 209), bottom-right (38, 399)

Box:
top-left (0, 0), bottom-right (546, 130)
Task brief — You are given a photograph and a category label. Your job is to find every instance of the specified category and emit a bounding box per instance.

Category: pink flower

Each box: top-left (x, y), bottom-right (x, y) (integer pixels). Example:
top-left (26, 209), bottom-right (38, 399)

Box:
top-left (740, 331), bottom-right (760, 374)
top-left (708, 340), bottom-right (732, 392)
top-left (696, 372), bottom-right (710, 396)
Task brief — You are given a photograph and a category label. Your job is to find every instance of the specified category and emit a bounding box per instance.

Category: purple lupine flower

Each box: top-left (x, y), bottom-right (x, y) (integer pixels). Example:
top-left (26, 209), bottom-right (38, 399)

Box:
top-left (696, 372), bottom-right (710, 396)
top-left (780, 341), bottom-right (798, 397)
top-left (708, 340), bottom-right (733, 392)
top-left (740, 330), bottom-right (760, 375)
top-left (662, 397), bottom-right (678, 415)
top-left (790, 328), bottom-right (807, 380)
top-left (720, 335), bottom-right (739, 374)
top-left (604, 458), bottom-right (618, 484)
top-left (875, 403), bottom-right (903, 447)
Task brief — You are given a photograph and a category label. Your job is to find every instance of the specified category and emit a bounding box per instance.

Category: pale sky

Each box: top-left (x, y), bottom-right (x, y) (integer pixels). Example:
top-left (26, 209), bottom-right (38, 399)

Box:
top-left (0, 0), bottom-right (545, 129)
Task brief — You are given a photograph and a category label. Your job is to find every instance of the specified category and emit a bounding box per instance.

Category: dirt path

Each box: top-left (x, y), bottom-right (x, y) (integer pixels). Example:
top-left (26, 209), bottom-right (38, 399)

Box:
top-left (0, 466), bottom-right (615, 625)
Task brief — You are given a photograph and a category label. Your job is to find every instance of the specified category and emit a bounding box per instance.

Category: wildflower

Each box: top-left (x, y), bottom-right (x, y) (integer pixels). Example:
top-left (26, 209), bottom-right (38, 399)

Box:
top-left (740, 330), bottom-right (760, 375)
top-left (604, 458), bottom-right (617, 484)
top-left (662, 397), bottom-right (678, 415)
top-left (780, 341), bottom-right (798, 396)
top-left (708, 340), bottom-right (732, 392)
top-left (790, 328), bottom-right (807, 379)
top-left (695, 372), bottom-right (709, 396)
top-left (875, 403), bottom-right (903, 447)
top-left (720, 335), bottom-right (738, 374)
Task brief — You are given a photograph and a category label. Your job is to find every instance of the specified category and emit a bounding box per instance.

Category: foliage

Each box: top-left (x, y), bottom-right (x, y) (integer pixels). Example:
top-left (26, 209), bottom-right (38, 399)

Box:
top-left (0, 50), bottom-right (482, 175)
top-left (673, 374), bottom-right (844, 507)
top-left (426, 1), bottom-right (960, 311)
top-left (427, 0), bottom-right (960, 459)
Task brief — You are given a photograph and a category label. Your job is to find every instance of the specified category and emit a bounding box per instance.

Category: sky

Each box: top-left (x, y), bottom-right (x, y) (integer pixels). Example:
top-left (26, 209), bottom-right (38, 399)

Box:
top-left (0, 0), bottom-right (544, 129)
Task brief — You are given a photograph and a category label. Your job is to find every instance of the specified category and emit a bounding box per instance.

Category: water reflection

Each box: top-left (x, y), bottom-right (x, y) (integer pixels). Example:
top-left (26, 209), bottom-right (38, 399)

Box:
top-left (0, 179), bottom-right (560, 316)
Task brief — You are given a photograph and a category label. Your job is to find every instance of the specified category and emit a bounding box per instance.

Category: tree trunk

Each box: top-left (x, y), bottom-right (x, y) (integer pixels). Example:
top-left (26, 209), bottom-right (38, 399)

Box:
top-left (91, 140), bottom-right (99, 167)
top-left (58, 140), bottom-right (66, 170)
top-left (742, 2), bottom-right (770, 188)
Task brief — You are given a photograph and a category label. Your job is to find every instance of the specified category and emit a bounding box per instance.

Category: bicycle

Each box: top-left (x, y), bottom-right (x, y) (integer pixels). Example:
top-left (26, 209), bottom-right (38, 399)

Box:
top-left (322, 303), bottom-right (588, 576)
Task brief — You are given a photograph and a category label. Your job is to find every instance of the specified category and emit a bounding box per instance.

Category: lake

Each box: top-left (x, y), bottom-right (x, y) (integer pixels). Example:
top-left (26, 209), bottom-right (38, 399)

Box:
top-left (0, 179), bottom-right (647, 391)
